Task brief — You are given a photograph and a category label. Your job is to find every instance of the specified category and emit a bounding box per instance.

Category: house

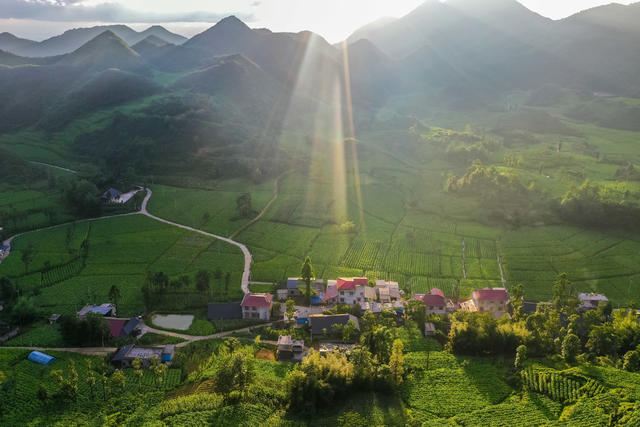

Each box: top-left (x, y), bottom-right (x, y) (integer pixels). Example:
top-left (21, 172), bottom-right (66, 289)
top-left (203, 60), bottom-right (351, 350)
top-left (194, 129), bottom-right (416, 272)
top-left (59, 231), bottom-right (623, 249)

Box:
top-left (101, 188), bottom-right (121, 203)
top-left (107, 317), bottom-right (142, 338)
top-left (308, 314), bottom-right (360, 336)
top-left (424, 322), bottom-right (436, 337)
top-left (77, 303), bottom-right (116, 320)
top-left (324, 280), bottom-right (339, 305)
top-left (207, 302), bottom-right (242, 320)
top-left (414, 288), bottom-right (448, 315)
top-left (578, 293), bottom-right (608, 312)
top-left (277, 335), bottom-right (305, 362)
top-left (286, 278), bottom-right (304, 297)
top-left (49, 314), bottom-right (61, 325)
top-left (276, 289), bottom-right (289, 301)
top-left (472, 288), bottom-right (509, 318)
top-left (0, 245), bottom-right (9, 260)
top-left (241, 293), bottom-right (273, 320)
top-left (337, 277), bottom-right (376, 307)
top-left (111, 344), bottom-right (175, 368)
top-left (28, 351), bottom-right (56, 365)
top-left (375, 280), bottom-right (401, 303)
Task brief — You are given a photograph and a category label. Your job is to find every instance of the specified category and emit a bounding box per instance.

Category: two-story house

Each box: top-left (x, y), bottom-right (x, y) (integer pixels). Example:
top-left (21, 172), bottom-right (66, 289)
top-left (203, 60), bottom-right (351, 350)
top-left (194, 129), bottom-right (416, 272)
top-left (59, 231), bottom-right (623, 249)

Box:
top-left (414, 288), bottom-right (448, 315)
top-left (472, 288), bottom-right (509, 318)
top-left (241, 293), bottom-right (273, 320)
top-left (337, 277), bottom-right (376, 306)
top-left (375, 280), bottom-right (401, 303)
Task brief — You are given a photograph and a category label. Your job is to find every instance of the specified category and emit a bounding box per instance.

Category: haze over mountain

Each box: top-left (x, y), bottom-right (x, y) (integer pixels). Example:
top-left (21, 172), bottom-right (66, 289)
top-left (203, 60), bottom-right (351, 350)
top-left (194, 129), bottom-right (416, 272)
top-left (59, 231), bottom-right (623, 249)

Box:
top-left (0, 24), bottom-right (186, 57)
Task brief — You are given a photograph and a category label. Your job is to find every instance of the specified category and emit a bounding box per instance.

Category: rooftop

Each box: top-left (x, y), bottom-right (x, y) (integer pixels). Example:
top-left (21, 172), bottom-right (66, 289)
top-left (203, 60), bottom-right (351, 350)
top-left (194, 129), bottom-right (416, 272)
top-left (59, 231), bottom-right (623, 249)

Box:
top-left (241, 293), bottom-right (273, 307)
top-left (473, 288), bottom-right (509, 302)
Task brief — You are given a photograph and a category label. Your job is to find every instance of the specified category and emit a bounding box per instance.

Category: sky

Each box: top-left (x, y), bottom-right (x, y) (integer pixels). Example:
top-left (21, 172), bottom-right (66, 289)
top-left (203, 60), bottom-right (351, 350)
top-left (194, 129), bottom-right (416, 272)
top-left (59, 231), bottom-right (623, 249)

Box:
top-left (0, 0), bottom-right (637, 42)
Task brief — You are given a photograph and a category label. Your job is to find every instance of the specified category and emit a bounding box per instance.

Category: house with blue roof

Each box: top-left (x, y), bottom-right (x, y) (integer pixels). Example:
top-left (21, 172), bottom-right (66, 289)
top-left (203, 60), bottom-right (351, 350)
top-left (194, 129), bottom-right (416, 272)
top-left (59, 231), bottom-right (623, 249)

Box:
top-left (101, 188), bottom-right (121, 203)
top-left (77, 303), bottom-right (116, 320)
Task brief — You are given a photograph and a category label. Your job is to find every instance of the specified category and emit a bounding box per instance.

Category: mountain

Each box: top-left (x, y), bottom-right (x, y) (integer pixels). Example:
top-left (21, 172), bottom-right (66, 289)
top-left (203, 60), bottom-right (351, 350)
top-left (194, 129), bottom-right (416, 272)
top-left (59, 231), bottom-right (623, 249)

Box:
top-left (184, 16), bottom-right (262, 56)
top-left (0, 49), bottom-right (38, 67)
top-left (345, 17), bottom-right (397, 45)
top-left (134, 26), bottom-right (187, 46)
top-left (342, 39), bottom-right (396, 105)
top-left (132, 35), bottom-right (173, 58)
top-left (40, 68), bottom-right (161, 130)
top-left (0, 25), bottom-right (186, 57)
top-left (56, 31), bottom-right (146, 73)
top-left (173, 54), bottom-right (276, 105)
top-left (564, 2), bottom-right (640, 36)
top-left (0, 33), bottom-right (39, 56)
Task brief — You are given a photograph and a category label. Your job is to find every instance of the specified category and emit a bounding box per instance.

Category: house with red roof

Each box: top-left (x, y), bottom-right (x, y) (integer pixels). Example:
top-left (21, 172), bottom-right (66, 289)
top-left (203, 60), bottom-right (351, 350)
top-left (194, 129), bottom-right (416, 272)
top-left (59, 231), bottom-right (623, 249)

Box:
top-left (336, 277), bottom-right (375, 307)
top-left (472, 288), bottom-right (509, 318)
top-left (414, 288), bottom-right (449, 315)
top-left (241, 293), bottom-right (273, 320)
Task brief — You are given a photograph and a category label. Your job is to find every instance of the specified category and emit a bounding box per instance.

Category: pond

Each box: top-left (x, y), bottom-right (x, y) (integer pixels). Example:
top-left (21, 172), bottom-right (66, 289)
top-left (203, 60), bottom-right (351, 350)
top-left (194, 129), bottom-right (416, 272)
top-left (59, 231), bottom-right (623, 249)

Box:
top-left (151, 314), bottom-right (194, 331)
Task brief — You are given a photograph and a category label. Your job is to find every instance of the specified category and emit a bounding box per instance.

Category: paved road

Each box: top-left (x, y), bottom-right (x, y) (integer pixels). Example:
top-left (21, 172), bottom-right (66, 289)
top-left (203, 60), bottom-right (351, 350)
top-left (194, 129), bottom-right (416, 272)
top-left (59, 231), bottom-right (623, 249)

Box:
top-left (145, 322), bottom-right (274, 348)
top-left (29, 161), bottom-right (77, 174)
top-left (139, 188), bottom-right (252, 295)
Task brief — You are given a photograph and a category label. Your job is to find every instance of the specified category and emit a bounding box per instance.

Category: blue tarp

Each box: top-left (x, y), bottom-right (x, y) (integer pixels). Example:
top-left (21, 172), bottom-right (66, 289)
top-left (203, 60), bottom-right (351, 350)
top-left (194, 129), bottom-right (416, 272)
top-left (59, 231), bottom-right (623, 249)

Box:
top-left (162, 353), bottom-right (172, 362)
top-left (297, 318), bottom-right (308, 324)
top-left (28, 351), bottom-right (56, 365)
top-left (310, 297), bottom-right (321, 304)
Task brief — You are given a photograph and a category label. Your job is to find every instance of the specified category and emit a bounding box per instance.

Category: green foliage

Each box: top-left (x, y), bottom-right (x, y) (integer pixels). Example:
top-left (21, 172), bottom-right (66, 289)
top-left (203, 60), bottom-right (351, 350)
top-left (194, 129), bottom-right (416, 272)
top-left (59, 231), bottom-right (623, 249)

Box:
top-left (515, 345), bottom-right (527, 370)
top-left (562, 334), bottom-right (581, 363)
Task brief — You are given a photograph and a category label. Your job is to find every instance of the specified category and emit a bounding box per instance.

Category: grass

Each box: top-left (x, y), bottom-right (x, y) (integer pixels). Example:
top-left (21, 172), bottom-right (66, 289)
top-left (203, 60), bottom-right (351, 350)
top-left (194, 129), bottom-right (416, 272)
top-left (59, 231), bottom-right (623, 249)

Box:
top-left (3, 323), bottom-right (65, 347)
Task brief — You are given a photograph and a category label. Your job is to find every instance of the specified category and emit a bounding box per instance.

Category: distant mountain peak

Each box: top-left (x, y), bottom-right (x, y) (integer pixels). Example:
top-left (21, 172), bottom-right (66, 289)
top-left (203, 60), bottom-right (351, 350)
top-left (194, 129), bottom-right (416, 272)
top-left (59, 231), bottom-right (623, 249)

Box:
top-left (216, 15), bottom-right (250, 28)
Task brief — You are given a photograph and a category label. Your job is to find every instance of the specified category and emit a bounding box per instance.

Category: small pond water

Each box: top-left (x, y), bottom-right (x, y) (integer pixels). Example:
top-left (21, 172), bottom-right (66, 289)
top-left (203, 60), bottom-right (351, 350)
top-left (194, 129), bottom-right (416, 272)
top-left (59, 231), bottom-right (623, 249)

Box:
top-left (151, 314), bottom-right (194, 331)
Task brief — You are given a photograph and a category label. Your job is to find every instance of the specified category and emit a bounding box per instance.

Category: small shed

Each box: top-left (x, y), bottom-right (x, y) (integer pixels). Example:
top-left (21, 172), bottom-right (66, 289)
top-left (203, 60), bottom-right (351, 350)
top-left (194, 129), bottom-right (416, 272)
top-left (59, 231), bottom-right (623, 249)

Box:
top-left (28, 351), bottom-right (56, 365)
top-left (49, 314), bottom-right (61, 325)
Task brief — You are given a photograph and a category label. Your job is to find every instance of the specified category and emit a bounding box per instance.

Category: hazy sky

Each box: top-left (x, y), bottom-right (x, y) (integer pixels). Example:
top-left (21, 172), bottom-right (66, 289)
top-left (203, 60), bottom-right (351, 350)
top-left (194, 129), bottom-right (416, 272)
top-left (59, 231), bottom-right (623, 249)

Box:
top-left (0, 0), bottom-right (636, 42)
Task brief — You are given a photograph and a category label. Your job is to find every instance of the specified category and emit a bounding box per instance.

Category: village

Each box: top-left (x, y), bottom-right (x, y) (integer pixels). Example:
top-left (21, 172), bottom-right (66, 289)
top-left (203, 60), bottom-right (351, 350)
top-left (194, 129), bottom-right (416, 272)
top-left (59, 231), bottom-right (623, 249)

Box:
top-left (16, 274), bottom-right (613, 370)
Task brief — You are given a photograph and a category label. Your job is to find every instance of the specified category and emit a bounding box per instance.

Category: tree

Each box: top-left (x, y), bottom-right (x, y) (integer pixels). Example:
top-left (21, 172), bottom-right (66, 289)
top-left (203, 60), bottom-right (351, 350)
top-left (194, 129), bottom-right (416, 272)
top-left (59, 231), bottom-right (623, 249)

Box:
top-left (623, 348), bottom-right (640, 372)
top-left (389, 339), bottom-right (405, 388)
top-left (101, 373), bottom-right (110, 401)
top-left (562, 334), bottom-right (581, 363)
top-left (131, 358), bottom-right (143, 392)
top-left (63, 179), bottom-right (101, 217)
top-left (361, 326), bottom-right (393, 363)
top-left (0, 277), bottom-right (18, 302)
top-left (586, 324), bottom-right (619, 357)
top-left (37, 383), bottom-right (48, 404)
top-left (343, 320), bottom-right (356, 343)
top-left (195, 270), bottom-right (210, 295)
top-left (236, 193), bottom-right (253, 218)
top-left (351, 347), bottom-right (375, 389)
top-left (552, 273), bottom-right (577, 315)
top-left (515, 345), bottom-right (527, 370)
top-left (108, 285), bottom-right (121, 310)
top-left (285, 299), bottom-right (296, 323)
top-left (86, 360), bottom-right (96, 397)
top-left (52, 361), bottom-right (78, 403)
top-left (598, 300), bottom-right (613, 322)
top-left (152, 359), bottom-right (168, 390)
top-left (10, 296), bottom-right (38, 326)
top-left (300, 257), bottom-right (315, 306)
top-left (271, 301), bottom-right (281, 319)
top-left (110, 370), bottom-right (126, 393)
top-left (213, 350), bottom-right (255, 401)
top-left (510, 283), bottom-right (525, 320)
top-left (406, 299), bottom-right (426, 326)
top-left (21, 244), bottom-right (34, 275)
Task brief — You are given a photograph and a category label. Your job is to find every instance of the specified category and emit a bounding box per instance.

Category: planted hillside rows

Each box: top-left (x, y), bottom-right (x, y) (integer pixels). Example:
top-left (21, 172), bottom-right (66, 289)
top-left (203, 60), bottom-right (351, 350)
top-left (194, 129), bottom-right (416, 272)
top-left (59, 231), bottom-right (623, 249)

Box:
top-left (521, 369), bottom-right (606, 403)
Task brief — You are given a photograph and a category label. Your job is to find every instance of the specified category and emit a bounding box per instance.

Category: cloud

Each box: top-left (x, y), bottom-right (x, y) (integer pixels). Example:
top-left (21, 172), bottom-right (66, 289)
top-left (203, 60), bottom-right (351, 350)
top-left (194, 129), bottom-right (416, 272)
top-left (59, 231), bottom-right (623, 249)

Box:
top-left (250, 1), bottom-right (261, 6)
top-left (1, 0), bottom-right (253, 23)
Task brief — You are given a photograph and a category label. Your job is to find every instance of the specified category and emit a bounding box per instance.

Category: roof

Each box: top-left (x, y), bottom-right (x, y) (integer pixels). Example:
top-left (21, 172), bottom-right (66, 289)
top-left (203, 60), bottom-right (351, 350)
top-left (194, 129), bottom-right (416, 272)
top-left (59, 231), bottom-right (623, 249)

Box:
top-left (121, 318), bottom-right (141, 337)
top-left (287, 278), bottom-right (303, 289)
top-left (337, 277), bottom-right (368, 291)
top-left (28, 351), bottom-right (56, 365)
top-left (208, 302), bottom-right (242, 320)
top-left (78, 303), bottom-right (114, 317)
top-left (0, 245), bottom-right (9, 251)
top-left (111, 344), bottom-right (134, 362)
top-left (241, 293), bottom-right (273, 308)
top-left (364, 286), bottom-right (377, 300)
top-left (107, 318), bottom-right (127, 338)
top-left (415, 293), bottom-right (447, 307)
top-left (578, 293), bottom-right (608, 302)
top-left (308, 314), bottom-right (360, 335)
top-left (424, 322), bottom-right (436, 333)
top-left (473, 288), bottom-right (509, 302)
top-left (103, 188), bottom-right (121, 199)
top-left (324, 284), bottom-right (339, 301)
top-left (430, 288), bottom-right (445, 297)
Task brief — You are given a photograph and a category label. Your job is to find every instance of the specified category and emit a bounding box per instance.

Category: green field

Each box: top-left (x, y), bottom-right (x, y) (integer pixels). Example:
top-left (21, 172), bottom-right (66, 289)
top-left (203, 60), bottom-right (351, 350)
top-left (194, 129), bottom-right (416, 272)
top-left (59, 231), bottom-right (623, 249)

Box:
top-left (0, 214), bottom-right (245, 316)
